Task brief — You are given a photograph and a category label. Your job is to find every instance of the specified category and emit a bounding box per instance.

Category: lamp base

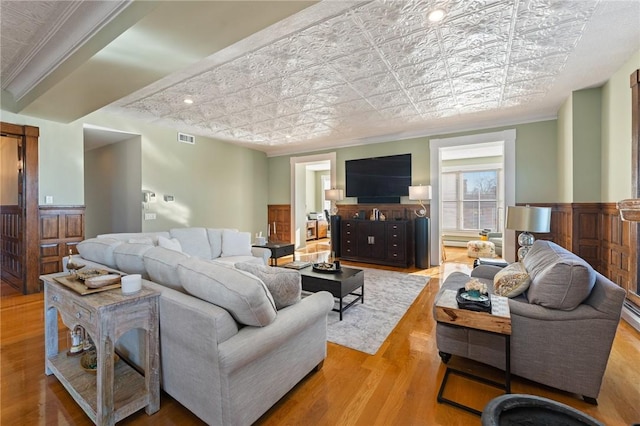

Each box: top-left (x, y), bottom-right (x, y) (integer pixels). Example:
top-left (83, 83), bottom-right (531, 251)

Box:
top-left (517, 232), bottom-right (535, 261)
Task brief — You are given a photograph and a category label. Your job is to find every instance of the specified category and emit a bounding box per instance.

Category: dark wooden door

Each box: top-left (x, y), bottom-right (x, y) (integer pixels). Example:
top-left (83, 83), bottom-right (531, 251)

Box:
top-left (1, 122), bottom-right (39, 294)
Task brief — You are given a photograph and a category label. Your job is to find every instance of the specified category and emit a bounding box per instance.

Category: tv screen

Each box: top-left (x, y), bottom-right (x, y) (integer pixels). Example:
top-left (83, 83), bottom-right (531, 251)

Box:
top-left (345, 154), bottom-right (411, 199)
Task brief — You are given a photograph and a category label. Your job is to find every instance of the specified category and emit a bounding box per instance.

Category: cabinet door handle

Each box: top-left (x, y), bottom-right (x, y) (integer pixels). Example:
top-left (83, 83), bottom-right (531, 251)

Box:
top-left (368, 236), bottom-right (375, 244)
top-left (76, 312), bottom-right (82, 319)
top-left (52, 295), bottom-right (59, 302)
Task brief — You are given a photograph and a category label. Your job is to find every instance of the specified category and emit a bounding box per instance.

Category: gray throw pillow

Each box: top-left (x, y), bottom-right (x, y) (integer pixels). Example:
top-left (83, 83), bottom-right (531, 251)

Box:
top-left (235, 262), bottom-right (302, 309)
top-left (179, 257), bottom-right (277, 326)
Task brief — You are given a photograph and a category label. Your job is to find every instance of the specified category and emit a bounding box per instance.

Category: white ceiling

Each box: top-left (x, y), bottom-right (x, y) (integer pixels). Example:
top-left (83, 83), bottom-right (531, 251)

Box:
top-left (2, 1), bottom-right (639, 157)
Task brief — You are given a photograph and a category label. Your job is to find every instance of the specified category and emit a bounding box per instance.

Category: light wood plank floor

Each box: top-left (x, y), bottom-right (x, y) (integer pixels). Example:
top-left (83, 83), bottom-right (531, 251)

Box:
top-left (2, 245), bottom-right (639, 425)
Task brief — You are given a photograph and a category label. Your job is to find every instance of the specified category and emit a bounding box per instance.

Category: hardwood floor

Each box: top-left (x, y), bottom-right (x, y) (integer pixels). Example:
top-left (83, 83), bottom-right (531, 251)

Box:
top-left (2, 245), bottom-right (639, 425)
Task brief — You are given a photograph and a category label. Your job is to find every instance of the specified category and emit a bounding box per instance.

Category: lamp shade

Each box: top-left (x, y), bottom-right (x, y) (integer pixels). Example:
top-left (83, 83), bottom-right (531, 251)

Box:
top-left (408, 185), bottom-right (432, 201)
top-left (324, 188), bottom-right (344, 201)
top-left (506, 206), bottom-right (551, 233)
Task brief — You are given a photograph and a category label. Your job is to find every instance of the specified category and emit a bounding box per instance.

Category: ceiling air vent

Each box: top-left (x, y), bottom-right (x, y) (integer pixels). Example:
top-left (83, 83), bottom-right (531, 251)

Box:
top-left (177, 132), bottom-right (195, 144)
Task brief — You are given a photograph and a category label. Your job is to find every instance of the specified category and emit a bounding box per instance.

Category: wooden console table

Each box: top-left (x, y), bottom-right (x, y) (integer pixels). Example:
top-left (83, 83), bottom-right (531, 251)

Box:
top-left (42, 273), bottom-right (160, 425)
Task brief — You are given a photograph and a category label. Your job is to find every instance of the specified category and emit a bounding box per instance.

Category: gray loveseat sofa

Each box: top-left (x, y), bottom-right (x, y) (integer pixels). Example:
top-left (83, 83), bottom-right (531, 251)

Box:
top-left (434, 240), bottom-right (626, 403)
top-left (72, 227), bottom-right (334, 425)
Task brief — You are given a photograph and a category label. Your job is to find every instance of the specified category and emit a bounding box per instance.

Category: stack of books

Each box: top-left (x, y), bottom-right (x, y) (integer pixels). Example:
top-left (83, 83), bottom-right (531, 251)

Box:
top-left (282, 261), bottom-right (312, 270)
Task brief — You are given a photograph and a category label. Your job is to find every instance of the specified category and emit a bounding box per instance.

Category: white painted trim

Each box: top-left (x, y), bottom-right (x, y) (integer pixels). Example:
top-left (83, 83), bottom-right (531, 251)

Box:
top-left (430, 129), bottom-right (516, 265)
top-left (290, 152), bottom-right (336, 248)
top-left (622, 306), bottom-right (640, 333)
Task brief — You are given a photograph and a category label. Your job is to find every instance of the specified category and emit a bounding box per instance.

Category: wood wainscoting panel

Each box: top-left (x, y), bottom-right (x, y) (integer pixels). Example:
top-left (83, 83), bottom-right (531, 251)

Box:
top-left (601, 203), bottom-right (636, 298)
top-left (0, 205), bottom-right (23, 290)
top-left (39, 206), bottom-right (85, 277)
top-left (572, 203), bottom-right (602, 270)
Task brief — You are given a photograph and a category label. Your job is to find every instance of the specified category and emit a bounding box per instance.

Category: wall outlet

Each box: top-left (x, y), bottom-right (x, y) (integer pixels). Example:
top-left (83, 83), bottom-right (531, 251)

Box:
top-left (144, 213), bottom-right (157, 220)
top-left (45, 195), bottom-right (54, 204)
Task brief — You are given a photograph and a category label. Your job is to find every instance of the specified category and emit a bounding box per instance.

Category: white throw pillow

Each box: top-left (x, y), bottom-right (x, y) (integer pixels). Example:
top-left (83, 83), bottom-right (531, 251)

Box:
top-left (493, 262), bottom-right (531, 298)
top-left (158, 235), bottom-right (183, 253)
top-left (221, 230), bottom-right (252, 257)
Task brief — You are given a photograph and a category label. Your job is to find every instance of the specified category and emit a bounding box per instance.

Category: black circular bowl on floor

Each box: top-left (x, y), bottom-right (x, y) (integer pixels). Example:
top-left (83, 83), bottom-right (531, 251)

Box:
top-left (481, 394), bottom-right (604, 426)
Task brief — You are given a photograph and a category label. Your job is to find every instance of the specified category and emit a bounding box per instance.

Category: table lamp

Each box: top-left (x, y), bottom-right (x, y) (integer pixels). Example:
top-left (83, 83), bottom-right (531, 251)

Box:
top-left (506, 205), bottom-right (551, 261)
top-left (408, 185), bottom-right (432, 217)
top-left (325, 188), bottom-right (344, 215)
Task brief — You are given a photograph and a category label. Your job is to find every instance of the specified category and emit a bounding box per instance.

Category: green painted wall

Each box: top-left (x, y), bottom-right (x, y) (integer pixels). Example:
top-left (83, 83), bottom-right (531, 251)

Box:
top-left (268, 120), bottom-right (558, 205)
top-left (1, 109), bottom-right (84, 205)
top-left (557, 95), bottom-right (573, 202)
top-left (1, 108), bottom-right (269, 236)
top-left (82, 111), bottom-right (269, 235)
top-left (573, 88), bottom-right (602, 202)
top-left (602, 49), bottom-right (640, 202)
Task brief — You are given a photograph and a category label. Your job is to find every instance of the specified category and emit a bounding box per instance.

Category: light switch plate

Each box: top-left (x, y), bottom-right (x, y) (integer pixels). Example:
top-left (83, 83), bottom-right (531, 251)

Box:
top-left (45, 195), bottom-right (54, 204)
top-left (144, 213), bottom-right (157, 220)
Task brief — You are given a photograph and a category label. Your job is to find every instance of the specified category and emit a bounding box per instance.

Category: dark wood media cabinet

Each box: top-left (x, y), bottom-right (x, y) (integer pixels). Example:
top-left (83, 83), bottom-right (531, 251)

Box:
top-left (339, 219), bottom-right (413, 267)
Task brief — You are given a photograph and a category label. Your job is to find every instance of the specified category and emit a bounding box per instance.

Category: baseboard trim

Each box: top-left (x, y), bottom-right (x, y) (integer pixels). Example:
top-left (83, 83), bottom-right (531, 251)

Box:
top-left (622, 303), bottom-right (640, 333)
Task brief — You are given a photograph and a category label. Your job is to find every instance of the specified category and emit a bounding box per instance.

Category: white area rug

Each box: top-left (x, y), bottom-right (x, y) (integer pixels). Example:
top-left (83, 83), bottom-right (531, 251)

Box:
top-left (323, 267), bottom-right (430, 355)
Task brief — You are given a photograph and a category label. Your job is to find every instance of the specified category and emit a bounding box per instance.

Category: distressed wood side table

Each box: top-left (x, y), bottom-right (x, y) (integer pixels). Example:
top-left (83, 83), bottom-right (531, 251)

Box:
top-left (42, 273), bottom-right (160, 426)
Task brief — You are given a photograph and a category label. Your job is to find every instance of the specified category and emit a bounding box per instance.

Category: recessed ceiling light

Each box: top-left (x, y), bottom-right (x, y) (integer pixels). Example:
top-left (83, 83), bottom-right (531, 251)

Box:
top-left (427, 9), bottom-right (446, 23)
top-left (183, 98), bottom-right (194, 104)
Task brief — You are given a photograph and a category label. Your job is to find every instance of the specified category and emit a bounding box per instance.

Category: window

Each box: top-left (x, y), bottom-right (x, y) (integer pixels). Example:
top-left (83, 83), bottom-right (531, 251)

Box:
top-left (442, 169), bottom-right (501, 232)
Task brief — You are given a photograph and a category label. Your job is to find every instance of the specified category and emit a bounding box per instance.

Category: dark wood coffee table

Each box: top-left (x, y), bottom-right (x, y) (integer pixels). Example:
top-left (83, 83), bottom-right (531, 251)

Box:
top-left (252, 242), bottom-right (294, 266)
top-left (299, 266), bottom-right (364, 320)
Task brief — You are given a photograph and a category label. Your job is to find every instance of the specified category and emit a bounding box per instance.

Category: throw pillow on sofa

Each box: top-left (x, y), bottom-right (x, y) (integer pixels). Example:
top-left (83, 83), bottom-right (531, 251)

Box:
top-left (169, 227), bottom-right (213, 258)
top-left (179, 257), bottom-right (277, 326)
top-left (221, 229), bottom-right (252, 257)
top-left (235, 262), bottom-right (301, 309)
top-left (493, 262), bottom-right (531, 298)
top-left (113, 243), bottom-right (154, 277)
top-left (158, 235), bottom-right (183, 253)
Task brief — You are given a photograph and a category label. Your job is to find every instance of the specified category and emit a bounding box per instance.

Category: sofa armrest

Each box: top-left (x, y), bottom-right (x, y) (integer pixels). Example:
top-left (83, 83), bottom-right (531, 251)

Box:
top-left (218, 291), bottom-right (334, 374)
top-left (251, 247), bottom-right (271, 265)
top-left (470, 265), bottom-right (502, 280)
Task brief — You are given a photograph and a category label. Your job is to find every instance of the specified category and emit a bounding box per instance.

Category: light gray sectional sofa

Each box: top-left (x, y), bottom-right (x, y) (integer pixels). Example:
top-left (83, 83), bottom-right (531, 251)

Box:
top-left (434, 240), bottom-right (626, 403)
top-left (73, 227), bottom-right (334, 425)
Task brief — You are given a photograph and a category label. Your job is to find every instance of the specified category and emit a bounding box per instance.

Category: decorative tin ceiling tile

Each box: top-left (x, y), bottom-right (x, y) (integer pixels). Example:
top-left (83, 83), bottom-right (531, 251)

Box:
top-left (106, 0), bottom-right (621, 151)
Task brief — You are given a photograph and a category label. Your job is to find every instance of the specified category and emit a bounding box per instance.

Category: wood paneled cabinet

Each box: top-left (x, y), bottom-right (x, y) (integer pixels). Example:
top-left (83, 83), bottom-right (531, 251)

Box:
top-left (340, 219), bottom-right (412, 267)
top-left (39, 206), bottom-right (85, 277)
top-left (268, 204), bottom-right (291, 243)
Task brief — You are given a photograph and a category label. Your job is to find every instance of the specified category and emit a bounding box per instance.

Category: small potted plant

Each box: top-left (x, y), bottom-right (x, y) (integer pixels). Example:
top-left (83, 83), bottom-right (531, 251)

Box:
top-left (465, 278), bottom-right (488, 299)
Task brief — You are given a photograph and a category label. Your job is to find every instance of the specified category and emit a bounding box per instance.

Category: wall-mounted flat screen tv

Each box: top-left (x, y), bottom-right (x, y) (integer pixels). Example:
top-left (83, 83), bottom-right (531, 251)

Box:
top-left (345, 153), bottom-right (411, 202)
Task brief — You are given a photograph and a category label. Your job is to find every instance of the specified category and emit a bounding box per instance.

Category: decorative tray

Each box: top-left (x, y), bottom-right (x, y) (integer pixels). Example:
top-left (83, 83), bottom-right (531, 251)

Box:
top-left (54, 270), bottom-right (122, 295)
top-left (312, 262), bottom-right (341, 273)
top-left (456, 287), bottom-right (491, 313)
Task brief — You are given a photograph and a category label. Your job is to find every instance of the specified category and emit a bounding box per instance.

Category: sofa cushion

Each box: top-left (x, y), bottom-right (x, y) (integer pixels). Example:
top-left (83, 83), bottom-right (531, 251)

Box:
top-left (77, 237), bottom-right (122, 269)
top-left (493, 262), bottom-right (531, 298)
top-left (113, 243), bottom-right (154, 277)
top-left (213, 256), bottom-right (263, 267)
top-left (179, 258), bottom-right (277, 326)
top-left (158, 235), bottom-right (183, 252)
top-left (170, 227), bottom-right (213, 259)
top-left (143, 246), bottom-right (190, 292)
top-left (235, 262), bottom-right (301, 309)
top-left (524, 240), bottom-right (596, 310)
top-left (221, 230), bottom-right (252, 257)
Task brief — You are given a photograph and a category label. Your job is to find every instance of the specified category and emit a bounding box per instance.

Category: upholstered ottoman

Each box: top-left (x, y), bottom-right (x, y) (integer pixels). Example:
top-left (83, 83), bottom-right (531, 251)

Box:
top-left (467, 240), bottom-right (495, 258)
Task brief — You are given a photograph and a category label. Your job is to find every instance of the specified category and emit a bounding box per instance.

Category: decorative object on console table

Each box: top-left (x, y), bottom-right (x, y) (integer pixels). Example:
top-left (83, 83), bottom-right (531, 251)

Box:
top-left (409, 185), bottom-right (431, 268)
top-left (325, 188), bottom-right (344, 215)
top-left (408, 184), bottom-right (431, 217)
top-left (506, 205), bottom-right (551, 261)
top-left (414, 217), bottom-right (430, 269)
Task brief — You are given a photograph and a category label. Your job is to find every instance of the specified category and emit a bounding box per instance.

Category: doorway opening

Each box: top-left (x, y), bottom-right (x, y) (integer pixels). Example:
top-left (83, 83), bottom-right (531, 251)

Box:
top-left (290, 152), bottom-right (336, 249)
top-left (430, 130), bottom-right (516, 263)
